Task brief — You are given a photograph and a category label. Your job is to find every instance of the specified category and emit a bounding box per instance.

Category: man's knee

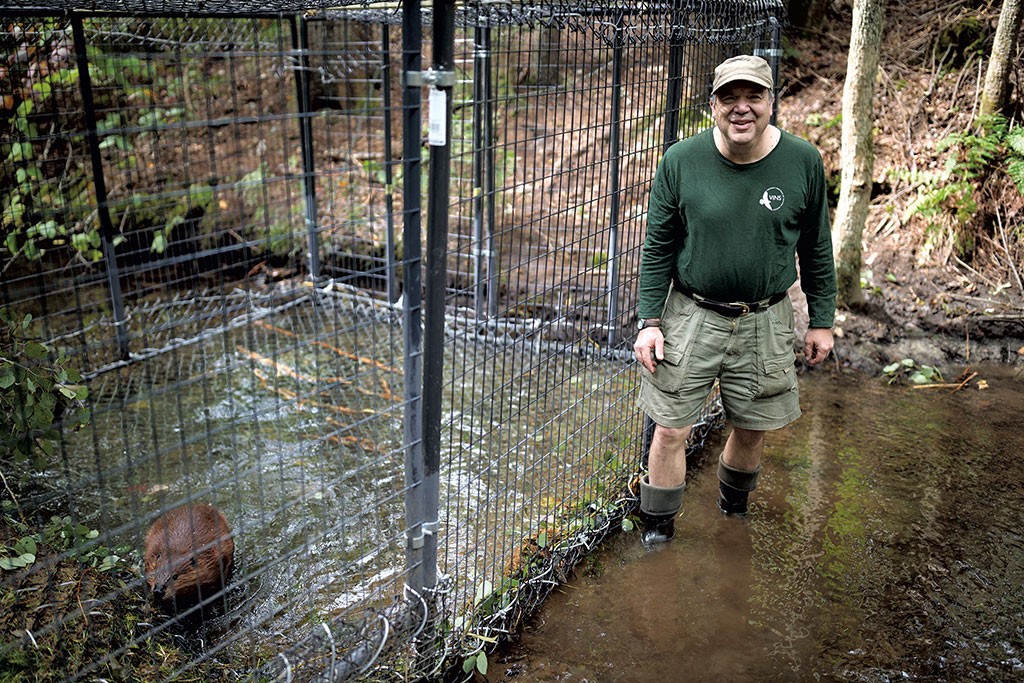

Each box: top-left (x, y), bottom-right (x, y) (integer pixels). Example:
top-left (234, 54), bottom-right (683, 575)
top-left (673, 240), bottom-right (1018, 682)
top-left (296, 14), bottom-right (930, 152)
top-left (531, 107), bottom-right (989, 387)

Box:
top-left (652, 423), bottom-right (691, 449)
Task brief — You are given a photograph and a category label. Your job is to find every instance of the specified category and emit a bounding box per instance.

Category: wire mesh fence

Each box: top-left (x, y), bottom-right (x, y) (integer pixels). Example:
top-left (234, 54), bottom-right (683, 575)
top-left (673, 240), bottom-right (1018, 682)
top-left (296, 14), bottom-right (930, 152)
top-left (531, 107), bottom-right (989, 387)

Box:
top-left (1, 1), bottom-right (782, 680)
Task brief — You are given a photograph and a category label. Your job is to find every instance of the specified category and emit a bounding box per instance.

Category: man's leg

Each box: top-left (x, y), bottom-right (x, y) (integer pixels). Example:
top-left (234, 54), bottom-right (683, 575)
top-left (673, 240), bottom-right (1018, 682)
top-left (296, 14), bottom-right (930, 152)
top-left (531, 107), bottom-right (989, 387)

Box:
top-left (640, 423), bottom-right (690, 545)
top-left (718, 426), bottom-right (765, 516)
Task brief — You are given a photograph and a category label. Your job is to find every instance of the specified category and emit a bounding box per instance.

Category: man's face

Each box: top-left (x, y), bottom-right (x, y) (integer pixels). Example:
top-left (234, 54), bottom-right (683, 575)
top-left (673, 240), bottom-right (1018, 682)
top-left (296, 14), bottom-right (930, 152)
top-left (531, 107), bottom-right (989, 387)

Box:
top-left (710, 82), bottom-right (773, 150)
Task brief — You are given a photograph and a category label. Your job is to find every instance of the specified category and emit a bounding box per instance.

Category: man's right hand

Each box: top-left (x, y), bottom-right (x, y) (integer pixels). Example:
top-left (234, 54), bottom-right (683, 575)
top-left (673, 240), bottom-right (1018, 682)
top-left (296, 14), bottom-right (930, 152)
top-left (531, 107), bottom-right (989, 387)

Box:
top-left (634, 327), bottom-right (665, 373)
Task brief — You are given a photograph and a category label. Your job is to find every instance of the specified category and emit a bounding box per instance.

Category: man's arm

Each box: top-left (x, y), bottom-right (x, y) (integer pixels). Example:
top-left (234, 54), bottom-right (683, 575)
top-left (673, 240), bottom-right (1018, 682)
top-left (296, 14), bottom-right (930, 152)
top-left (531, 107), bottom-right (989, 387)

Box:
top-left (638, 154), bottom-right (685, 320)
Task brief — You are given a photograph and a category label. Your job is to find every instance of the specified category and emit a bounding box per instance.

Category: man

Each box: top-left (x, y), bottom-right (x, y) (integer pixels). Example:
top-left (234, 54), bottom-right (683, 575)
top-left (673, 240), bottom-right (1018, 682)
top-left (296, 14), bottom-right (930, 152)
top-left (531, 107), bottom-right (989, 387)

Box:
top-left (633, 54), bottom-right (836, 545)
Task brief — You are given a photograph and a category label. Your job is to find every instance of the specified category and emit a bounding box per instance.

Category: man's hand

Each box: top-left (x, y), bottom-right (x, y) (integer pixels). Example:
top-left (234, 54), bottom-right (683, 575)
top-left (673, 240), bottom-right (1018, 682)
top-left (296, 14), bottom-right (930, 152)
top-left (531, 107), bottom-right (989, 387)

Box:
top-left (804, 327), bottom-right (834, 365)
top-left (634, 327), bottom-right (665, 373)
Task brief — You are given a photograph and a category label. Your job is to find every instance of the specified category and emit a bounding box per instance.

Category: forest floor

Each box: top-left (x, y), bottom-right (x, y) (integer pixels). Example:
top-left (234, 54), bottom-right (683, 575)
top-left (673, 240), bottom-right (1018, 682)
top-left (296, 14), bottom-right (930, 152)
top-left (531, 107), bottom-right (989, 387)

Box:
top-left (776, 0), bottom-right (1024, 376)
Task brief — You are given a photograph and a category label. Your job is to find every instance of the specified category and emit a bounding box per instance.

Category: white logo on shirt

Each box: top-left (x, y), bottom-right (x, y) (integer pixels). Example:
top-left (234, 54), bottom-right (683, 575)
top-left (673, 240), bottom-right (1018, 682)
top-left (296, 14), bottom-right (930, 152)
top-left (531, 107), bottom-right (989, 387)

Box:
top-left (759, 187), bottom-right (785, 211)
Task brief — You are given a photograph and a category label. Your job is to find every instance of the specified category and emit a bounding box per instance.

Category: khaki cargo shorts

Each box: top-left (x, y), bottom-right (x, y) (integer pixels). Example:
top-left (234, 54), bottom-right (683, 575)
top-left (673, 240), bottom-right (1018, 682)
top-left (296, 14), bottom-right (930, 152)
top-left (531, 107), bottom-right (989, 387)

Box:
top-left (637, 289), bottom-right (801, 431)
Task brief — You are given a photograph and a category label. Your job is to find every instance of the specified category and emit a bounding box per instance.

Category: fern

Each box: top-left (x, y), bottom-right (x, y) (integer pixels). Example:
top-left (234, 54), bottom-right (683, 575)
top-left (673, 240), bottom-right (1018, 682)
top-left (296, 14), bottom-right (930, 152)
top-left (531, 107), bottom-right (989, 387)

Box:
top-left (1006, 127), bottom-right (1024, 193)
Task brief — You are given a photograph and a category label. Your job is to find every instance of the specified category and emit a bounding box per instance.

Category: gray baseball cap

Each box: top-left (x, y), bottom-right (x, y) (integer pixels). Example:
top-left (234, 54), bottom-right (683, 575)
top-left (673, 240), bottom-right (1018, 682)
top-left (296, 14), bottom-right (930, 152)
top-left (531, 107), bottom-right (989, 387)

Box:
top-left (712, 55), bottom-right (773, 94)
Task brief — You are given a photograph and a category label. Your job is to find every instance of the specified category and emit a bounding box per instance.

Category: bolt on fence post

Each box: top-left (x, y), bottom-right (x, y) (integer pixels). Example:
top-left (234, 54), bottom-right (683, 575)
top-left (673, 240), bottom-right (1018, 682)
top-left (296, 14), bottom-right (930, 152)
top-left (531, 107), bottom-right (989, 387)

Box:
top-left (72, 13), bottom-right (130, 361)
top-left (293, 15), bottom-right (321, 281)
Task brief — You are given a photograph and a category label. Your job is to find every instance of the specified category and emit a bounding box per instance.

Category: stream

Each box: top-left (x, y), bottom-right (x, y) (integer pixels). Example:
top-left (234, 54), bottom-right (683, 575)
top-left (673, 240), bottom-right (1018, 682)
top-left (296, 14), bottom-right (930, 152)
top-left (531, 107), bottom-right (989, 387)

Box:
top-left (491, 364), bottom-right (1024, 683)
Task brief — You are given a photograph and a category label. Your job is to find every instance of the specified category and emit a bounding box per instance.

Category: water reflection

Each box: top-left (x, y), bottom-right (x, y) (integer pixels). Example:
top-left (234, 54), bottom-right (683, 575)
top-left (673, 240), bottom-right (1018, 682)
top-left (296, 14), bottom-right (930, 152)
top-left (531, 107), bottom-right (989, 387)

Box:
top-left (493, 365), bottom-right (1024, 682)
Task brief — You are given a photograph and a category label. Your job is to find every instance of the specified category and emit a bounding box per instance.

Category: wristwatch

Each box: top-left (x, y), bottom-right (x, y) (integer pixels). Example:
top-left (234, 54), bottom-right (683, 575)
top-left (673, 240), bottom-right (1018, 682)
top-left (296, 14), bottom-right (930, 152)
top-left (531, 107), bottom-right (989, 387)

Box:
top-left (637, 318), bottom-right (660, 330)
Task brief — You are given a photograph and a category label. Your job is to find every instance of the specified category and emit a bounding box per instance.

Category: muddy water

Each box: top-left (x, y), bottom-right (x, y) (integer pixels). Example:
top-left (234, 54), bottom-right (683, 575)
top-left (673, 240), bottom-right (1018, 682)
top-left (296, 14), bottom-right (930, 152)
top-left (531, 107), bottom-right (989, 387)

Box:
top-left (491, 364), bottom-right (1024, 683)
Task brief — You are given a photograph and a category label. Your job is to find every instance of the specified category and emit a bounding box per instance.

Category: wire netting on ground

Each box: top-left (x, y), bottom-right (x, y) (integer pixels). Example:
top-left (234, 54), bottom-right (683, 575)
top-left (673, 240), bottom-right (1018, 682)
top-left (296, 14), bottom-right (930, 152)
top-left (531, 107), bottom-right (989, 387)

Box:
top-left (0, 2), bottom-right (781, 680)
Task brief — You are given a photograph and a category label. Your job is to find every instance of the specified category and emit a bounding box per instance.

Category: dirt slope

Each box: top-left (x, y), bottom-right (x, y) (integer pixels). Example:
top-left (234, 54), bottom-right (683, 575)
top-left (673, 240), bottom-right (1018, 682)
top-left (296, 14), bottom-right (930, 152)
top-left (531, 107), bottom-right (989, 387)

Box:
top-left (777, 0), bottom-right (1024, 372)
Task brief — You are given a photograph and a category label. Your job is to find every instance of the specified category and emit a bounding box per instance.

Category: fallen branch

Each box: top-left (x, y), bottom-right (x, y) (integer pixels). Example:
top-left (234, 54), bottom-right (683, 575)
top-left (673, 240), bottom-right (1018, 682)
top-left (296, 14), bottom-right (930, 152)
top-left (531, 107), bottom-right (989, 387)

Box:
top-left (911, 371), bottom-right (978, 392)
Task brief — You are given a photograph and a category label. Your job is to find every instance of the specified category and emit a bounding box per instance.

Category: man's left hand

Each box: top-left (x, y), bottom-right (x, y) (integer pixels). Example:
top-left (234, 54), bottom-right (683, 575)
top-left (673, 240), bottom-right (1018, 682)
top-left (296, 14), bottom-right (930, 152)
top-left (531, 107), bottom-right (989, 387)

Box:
top-left (804, 328), bottom-right (834, 365)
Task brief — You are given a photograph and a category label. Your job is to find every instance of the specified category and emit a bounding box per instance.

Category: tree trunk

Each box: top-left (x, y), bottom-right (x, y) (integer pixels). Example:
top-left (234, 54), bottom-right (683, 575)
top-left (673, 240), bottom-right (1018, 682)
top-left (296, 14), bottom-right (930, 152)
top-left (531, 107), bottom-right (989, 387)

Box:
top-left (980, 0), bottom-right (1024, 117)
top-left (832, 0), bottom-right (885, 310)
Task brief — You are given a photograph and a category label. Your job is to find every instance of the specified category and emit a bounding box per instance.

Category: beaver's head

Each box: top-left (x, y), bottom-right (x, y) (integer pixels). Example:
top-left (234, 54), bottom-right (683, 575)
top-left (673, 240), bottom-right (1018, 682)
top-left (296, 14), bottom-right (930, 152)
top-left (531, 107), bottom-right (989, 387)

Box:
top-left (144, 504), bottom-right (234, 606)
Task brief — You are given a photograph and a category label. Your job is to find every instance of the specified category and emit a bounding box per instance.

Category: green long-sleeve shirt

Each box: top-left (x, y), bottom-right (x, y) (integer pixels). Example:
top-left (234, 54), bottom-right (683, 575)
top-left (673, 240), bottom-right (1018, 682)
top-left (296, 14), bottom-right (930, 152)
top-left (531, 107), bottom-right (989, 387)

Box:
top-left (638, 127), bottom-right (837, 329)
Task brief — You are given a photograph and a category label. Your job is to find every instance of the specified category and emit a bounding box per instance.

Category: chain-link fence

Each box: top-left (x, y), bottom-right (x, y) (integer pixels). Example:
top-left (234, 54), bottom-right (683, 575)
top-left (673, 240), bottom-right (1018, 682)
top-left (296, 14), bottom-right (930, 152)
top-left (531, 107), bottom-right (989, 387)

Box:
top-left (0, 1), bottom-right (782, 680)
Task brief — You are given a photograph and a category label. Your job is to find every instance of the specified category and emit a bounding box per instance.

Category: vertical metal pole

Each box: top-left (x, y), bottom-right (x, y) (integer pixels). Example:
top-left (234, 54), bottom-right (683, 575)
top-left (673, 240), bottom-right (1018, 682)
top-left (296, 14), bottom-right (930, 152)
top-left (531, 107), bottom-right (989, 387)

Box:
top-left (422, 0), bottom-right (455, 592)
top-left (401, 0), bottom-right (427, 595)
top-left (605, 24), bottom-right (624, 348)
top-left (754, 16), bottom-right (782, 126)
top-left (293, 15), bottom-right (320, 280)
top-left (663, 13), bottom-right (686, 149)
top-left (472, 25), bottom-right (496, 320)
top-left (71, 13), bottom-right (130, 360)
top-left (483, 26), bottom-right (498, 321)
top-left (471, 26), bottom-right (487, 319)
top-left (382, 25), bottom-right (398, 305)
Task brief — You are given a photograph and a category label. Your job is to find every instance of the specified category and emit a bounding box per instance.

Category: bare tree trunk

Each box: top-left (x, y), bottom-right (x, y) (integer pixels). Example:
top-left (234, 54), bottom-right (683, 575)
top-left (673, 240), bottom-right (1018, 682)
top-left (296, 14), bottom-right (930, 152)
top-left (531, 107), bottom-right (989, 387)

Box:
top-left (832, 0), bottom-right (884, 310)
top-left (980, 0), bottom-right (1023, 117)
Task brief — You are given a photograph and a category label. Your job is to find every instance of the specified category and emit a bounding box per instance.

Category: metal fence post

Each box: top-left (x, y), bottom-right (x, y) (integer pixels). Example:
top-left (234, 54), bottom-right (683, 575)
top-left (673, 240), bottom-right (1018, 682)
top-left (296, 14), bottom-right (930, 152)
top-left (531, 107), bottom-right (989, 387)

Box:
top-left (71, 13), bottom-right (130, 361)
top-left (605, 21), bottom-right (624, 347)
top-left (754, 16), bottom-right (782, 125)
top-left (293, 15), bottom-right (321, 280)
top-left (382, 25), bottom-right (399, 305)
top-left (471, 25), bottom-right (493, 321)
top-left (663, 14), bottom-right (686, 149)
top-left (421, 0), bottom-right (455, 593)
top-left (401, 0), bottom-right (427, 596)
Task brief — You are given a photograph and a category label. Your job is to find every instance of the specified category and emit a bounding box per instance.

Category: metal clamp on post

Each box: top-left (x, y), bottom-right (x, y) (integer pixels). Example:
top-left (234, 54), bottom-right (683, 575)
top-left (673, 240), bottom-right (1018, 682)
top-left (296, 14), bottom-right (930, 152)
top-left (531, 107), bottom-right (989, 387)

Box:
top-left (406, 520), bottom-right (439, 549)
top-left (404, 68), bottom-right (456, 88)
top-left (753, 47), bottom-right (782, 59)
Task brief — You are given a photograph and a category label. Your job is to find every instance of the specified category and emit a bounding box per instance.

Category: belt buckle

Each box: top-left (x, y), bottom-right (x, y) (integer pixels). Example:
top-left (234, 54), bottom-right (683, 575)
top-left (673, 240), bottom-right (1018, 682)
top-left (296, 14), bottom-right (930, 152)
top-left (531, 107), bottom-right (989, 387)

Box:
top-left (731, 302), bottom-right (751, 315)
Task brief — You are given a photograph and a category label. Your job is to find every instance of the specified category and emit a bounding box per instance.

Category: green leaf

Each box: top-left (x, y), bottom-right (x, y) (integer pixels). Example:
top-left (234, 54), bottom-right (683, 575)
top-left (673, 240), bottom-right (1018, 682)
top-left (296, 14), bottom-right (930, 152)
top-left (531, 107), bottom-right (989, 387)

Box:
top-left (15, 537), bottom-right (37, 555)
top-left (476, 652), bottom-right (488, 676)
top-left (98, 554), bottom-right (121, 572)
top-left (463, 657), bottom-right (476, 674)
top-left (537, 531), bottom-right (548, 548)
top-left (24, 341), bottom-right (48, 360)
top-left (150, 231), bottom-right (167, 254)
top-left (0, 552), bottom-right (36, 570)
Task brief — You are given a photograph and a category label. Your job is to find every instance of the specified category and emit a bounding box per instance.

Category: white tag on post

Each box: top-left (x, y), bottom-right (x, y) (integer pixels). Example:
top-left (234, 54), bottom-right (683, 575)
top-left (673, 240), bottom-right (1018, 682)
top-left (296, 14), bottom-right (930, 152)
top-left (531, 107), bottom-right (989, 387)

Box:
top-left (428, 87), bottom-right (447, 146)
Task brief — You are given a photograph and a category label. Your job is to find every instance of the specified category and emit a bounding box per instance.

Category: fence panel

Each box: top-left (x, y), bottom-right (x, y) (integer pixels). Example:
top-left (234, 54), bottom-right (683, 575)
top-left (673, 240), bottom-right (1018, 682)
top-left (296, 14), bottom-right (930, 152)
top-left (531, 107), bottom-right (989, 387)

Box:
top-left (0, 2), bottom-right (783, 680)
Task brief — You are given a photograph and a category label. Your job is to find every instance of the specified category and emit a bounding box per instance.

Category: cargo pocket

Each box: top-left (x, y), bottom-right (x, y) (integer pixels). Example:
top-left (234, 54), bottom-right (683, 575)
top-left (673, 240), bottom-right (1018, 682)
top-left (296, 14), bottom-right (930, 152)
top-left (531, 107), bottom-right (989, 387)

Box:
top-left (757, 352), bottom-right (797, 399)
top-left (642, 292), bottom-right (699, 394)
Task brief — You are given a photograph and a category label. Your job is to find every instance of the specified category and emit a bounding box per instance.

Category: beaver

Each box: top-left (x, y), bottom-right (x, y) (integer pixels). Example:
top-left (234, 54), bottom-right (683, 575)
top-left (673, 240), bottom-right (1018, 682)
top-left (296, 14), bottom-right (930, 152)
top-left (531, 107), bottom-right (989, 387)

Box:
top-left (144, 503), bottom-right (234, 607)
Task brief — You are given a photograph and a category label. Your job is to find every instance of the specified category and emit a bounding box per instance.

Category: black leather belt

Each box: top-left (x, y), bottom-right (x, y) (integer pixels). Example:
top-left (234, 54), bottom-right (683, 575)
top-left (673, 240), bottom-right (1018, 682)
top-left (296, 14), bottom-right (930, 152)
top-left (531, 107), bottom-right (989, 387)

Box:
top-left (676, 286), bottom-right (787, 317)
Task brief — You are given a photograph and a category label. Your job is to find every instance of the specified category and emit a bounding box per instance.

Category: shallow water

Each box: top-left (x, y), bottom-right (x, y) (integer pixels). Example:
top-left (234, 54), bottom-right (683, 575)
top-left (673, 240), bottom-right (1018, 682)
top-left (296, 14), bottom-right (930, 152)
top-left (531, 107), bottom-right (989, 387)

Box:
top-left (491, 364), bottom-right (1024, 683)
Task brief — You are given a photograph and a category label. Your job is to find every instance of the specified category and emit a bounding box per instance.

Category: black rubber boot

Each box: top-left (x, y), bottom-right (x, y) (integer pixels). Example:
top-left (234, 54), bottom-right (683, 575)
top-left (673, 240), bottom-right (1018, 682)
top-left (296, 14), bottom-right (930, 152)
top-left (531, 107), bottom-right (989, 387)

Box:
top-left (717, 455), bottom-right (761, 517)
top-left (641, 511), bottom-right (677, 545)
top-left (639, 475), bottom-right (685, 547)
top-left (718, 481), bottom-right (750, 516)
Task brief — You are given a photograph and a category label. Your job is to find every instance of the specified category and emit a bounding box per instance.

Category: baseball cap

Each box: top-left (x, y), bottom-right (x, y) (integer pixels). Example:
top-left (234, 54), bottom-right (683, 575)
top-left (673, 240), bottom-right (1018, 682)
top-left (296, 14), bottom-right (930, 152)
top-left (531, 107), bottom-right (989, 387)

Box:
top-left (712, 55), bottom-right (774, 94)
